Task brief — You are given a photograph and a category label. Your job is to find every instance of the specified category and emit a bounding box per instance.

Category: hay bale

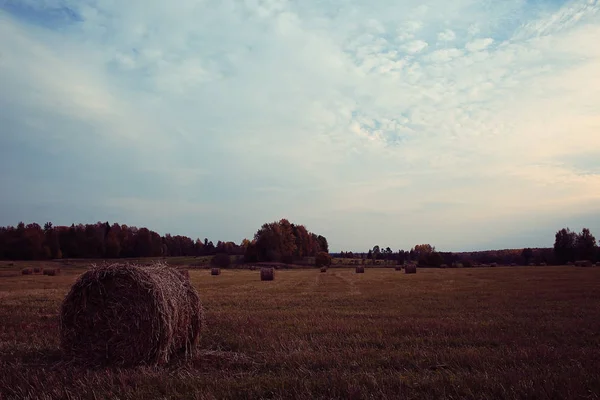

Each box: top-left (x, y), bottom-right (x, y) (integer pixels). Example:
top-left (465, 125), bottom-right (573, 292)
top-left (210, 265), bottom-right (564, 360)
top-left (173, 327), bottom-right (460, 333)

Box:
top-left (249, 265), bottom-right (257, 271)
top-left (355, 266), bottom-right (365, 273)
top-left (178, 269), bottom-right (190, 280)
top-left (320, 267), bottom-right (327, 273)
top-left (43, 268), bottom-right (60, 276)
top-left (440, 264), bottom-right (447, 269)
top-left (33, 267), bottom-right (43, 274)
top-left (567, 261), bottom-right (574, 266)
top-left (21, 268), bottom-right (33, 275)
top-left (575, 260), bottom-right (593, 267)
top-left (260, 267), bottom-right (274, 281)
top-left (59, 263), bottom-right (203, 367)
top-left (210, 268), bottom-right (221, 276)
top-left (510, 263), bottom-right (517, 267)
top-left (490, 263), bottom-right (498, 267)
top-left (395, 266), bottom-right (402, 271)
top-left (405, 265), bottom-right (417, 274)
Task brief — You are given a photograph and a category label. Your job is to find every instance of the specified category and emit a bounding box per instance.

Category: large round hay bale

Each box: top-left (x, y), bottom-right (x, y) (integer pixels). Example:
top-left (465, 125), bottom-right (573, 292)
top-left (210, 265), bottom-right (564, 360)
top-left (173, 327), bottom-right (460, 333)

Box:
top-left (395, 266), bottom-right (402, 271)
top-left (355, 266), bottom-right (365, 273)
top-left (59, 263), bottom-right (203, 367)
top-left (43, 268), bottom-right (60, 276)
top-left (405, 265), bottom-right (417, 274)
top-left (33, 267), bottom-right (43, 274)
top-left (320, 267), bottom-right (327, 273)
top-left (210, 268), bottom-right (221, 276)
top-left (260, 267), bottom-right (274, 281)
top-left (21, 268), bottom-right (33, 275)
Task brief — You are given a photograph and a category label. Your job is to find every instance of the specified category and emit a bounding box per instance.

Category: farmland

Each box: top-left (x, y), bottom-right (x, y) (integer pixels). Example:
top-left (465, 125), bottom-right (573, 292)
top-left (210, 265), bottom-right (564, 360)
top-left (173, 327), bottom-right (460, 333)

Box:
top-left (1, 263), bottom-right (600, 399)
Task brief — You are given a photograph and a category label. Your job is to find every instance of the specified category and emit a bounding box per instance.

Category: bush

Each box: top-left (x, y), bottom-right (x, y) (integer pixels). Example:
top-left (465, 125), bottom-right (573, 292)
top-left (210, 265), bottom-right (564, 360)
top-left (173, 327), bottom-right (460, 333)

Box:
top-left (211, 253), bottom-right (231, 268)
top-left (315, 252), bottom-right (332, 268)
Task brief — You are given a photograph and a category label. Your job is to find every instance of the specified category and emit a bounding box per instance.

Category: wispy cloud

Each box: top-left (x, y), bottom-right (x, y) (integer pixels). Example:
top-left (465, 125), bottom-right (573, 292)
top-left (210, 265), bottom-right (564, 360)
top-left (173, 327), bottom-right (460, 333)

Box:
top-left (1, 0), bottom-right (599, 251)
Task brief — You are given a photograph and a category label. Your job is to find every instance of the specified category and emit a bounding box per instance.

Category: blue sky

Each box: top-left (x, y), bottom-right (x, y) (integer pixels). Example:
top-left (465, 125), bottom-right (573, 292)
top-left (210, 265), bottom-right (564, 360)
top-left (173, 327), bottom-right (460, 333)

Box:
top-left (1, 0), bottom-right (599, 252)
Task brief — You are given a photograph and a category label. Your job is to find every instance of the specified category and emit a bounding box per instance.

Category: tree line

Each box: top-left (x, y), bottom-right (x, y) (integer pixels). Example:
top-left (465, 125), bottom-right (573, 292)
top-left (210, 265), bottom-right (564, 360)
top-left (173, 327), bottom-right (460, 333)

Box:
top-left (0, 219), bottom-right (329, 264)
top-left (336, 227), bottom-right (599, 267)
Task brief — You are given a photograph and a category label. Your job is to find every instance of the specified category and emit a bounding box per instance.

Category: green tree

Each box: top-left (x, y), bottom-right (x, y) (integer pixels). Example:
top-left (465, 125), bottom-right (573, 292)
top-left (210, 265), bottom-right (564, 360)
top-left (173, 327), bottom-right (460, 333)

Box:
top-left (576, 228), bottom-right (597, 261)
top-left (554, 228), bottom-right (577, 264)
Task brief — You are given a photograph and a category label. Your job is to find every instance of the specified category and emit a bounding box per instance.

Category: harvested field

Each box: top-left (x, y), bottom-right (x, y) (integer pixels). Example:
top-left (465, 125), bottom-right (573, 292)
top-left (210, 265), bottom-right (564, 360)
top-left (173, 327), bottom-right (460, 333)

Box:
top-left (1, 265), bottom-right (600, 399)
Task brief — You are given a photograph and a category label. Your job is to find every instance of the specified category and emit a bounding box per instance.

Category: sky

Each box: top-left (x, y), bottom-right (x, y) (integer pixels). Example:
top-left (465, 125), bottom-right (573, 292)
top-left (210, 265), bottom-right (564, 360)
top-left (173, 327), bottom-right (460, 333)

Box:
top-left (1, 0), bottom-right (599, 252)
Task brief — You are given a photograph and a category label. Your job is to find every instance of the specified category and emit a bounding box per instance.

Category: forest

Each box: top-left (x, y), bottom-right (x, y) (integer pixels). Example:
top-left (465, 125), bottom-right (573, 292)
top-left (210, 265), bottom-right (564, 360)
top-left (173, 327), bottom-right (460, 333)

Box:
top-left (0, 219), bottom-right (598, 266)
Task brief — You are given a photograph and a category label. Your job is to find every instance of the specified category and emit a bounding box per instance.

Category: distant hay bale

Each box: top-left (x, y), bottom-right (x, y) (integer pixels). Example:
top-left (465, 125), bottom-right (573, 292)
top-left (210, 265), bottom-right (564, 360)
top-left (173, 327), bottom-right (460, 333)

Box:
top-left (440, 264), bottom-right (447, 269)
top-left (575, 260), bottom-right (593, 267)
top-left (33, 267), bottom-right (43, 274)
top-left (355, 266), bottom-right (365, 273)
top-left (59, 263), bottom-right (203, 367)
top-left (21, 268), bottom-right (33, 275)
top-left (528, 263), bottom-right (535, 266)
top-left (490, 263), bottom-right (498, 267)
top-left (405, 265), bottom-right (417, 274)
top-left (249, 265), bottom-right (257, 271)
top-left (320, 267), bottom-right (327, 273)
top-left (43, 268), bottom-right (60, 276)
top-left (510, 263), bottom-right (517, 267)
top-left (260, 267), bottom-right (274, 281)
top-left (567, 261), bottom-right (574, 266)
top-left (540, 262), bottom-right (547, 266)
top-left (395, 266), bottom-right (402, 271)
top-left (210, 268), bottom-right (221, 276)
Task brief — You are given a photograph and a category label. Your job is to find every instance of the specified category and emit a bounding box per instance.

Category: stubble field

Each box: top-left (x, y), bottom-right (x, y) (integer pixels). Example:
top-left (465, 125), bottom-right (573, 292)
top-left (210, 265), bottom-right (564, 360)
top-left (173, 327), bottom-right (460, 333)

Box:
top-left (1, 264), bottom-right (600, 399)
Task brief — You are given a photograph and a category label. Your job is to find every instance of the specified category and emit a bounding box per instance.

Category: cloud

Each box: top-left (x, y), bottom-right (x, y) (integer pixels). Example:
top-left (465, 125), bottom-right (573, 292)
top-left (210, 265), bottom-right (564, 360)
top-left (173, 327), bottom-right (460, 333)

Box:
top-left (401, 39), bottom-right (429, 54)
top-left (437, 29), bottom-right (456, 41)
top-left (465, 37), bottom-right (494, 52)
top-left (1, 0), bottom-right (600, 251)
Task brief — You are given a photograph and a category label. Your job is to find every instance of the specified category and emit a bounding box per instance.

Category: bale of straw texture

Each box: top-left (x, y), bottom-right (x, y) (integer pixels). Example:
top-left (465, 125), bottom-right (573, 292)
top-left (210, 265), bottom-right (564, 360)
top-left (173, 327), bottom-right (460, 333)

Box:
top-left (59, 263), bottom-right (203, 367)
top-left (260, 267), bottom-right (274, 281)
top-left (177, 269), bottom-right (190, 280)
top-left (21, 268), bottom-right (33, 275)
top-left (405, 265), bottom-right (417, 274)
top-left (210, 268), bottom-right (221, 276)
top-left (355, 266), bottom-right (365, 273)
top-left (320, 267), bottom-right (327, 273)
top-left (43, 268), bottom-right (60, 276)
top-left (33, 267), bottom-right (43, 274)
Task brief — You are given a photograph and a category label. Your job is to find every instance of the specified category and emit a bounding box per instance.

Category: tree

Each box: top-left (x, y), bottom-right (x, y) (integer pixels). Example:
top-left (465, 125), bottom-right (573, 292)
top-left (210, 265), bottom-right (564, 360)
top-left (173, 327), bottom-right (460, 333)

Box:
top-left (554, 228), bottom-right (577, 264)
top-left (521, 248), bottom-right (533, 265)
top-left (315, 251), bottom-right (332, 267)
top-left (576, 228), bottom-right (597, 261)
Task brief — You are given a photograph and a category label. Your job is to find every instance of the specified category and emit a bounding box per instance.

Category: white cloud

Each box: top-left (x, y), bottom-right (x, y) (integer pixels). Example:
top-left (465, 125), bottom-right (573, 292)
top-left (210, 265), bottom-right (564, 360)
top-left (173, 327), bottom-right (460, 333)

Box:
top-left (401, 39), bottom-right (429, 54)
top-left (465, 37), bottom-right (495, 52)
top-left (437, 29), bottom-right (456, 41)
top-left (1, 0), bottom-right (600, 251)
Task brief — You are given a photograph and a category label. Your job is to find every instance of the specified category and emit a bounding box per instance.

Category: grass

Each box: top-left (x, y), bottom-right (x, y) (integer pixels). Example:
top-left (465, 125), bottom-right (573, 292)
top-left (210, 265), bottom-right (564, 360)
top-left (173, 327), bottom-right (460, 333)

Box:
top-left (1, 263), bottom-right (600, 399)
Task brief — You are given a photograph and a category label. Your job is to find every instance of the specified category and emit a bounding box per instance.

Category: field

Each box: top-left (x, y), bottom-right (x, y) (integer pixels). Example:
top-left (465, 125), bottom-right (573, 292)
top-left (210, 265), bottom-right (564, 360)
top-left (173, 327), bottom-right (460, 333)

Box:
top-left (1, 263), bottom-right (600, 399)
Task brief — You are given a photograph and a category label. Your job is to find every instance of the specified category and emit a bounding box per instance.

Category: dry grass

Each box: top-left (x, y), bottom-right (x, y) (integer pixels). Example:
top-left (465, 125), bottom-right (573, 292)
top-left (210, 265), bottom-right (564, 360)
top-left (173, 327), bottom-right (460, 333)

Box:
top-left (1, 264), bottom-right (600, 399)
top-left (59, 263), bottom-right (203, 367)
